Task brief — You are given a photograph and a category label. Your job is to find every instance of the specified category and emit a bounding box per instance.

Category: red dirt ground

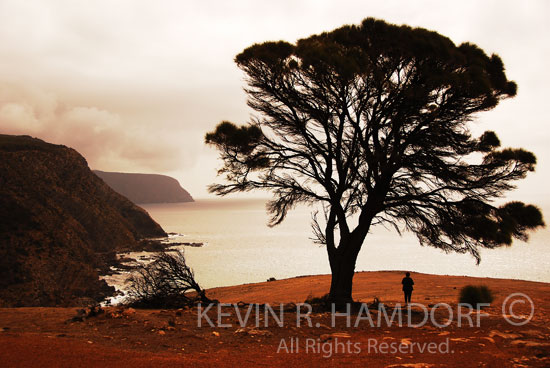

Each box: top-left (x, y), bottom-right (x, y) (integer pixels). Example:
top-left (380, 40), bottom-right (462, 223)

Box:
top-left (1, 271), bottom-right (549, 367)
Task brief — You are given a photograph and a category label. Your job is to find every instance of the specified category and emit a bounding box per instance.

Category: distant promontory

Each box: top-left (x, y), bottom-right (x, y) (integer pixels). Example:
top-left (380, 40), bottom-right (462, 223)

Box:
top-left (93, 170), bottom-right (194, 204)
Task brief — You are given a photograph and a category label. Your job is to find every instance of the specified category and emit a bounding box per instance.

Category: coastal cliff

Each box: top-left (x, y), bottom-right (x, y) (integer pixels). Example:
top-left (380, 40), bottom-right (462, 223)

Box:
top-left (93, 170), bottom-right (194, 204)
top-left (0, 135), bottom-right (167, 306)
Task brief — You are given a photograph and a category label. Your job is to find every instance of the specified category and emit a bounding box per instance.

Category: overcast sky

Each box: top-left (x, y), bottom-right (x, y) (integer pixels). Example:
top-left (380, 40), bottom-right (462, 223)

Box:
top-left (0, 0), bottom-right (548, 202)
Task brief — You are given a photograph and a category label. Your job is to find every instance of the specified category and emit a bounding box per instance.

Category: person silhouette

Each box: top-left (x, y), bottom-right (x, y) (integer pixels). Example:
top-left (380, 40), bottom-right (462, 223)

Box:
top-left (402, 272), bottom-right (414, 305)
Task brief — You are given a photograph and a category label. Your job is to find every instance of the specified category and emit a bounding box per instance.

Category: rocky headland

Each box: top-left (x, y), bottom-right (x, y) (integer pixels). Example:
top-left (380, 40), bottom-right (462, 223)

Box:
top-left (0, 135), bottom-right (167, 307)
top-left (93, 170), bottom-right (193, 204)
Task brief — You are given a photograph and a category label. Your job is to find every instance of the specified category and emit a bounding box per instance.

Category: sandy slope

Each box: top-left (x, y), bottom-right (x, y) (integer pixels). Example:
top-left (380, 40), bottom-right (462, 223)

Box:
top-left (1, 271), bottom-right (549, 367)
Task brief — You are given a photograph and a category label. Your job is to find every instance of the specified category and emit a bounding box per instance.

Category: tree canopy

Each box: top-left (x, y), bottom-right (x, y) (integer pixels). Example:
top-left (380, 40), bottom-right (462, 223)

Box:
top-left (205, 18), bottom-right (544, 302)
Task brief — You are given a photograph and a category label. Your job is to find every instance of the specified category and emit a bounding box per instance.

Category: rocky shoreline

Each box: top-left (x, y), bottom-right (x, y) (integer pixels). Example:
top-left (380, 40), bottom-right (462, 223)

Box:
top-left (98, 234), bottom-right (205, 305)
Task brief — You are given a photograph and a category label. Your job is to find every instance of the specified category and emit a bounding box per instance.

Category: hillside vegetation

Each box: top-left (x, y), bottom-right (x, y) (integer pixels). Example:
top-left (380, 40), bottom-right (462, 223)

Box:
top-left (0, 135), bottom-right (166, 306)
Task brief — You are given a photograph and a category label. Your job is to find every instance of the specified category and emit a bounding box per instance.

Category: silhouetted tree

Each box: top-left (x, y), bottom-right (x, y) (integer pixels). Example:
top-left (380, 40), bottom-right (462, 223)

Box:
top-left (205, 18), bottom-right (544, 304)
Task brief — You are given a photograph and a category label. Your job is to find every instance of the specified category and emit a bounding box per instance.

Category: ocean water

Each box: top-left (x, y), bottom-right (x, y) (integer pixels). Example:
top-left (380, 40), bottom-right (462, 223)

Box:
top-left (138, 198), bottom-right (550, 289)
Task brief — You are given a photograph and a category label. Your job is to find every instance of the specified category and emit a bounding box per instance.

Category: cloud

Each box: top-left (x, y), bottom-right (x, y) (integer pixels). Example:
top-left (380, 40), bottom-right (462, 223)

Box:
top-left (0, 84), bottom-right (188, 172)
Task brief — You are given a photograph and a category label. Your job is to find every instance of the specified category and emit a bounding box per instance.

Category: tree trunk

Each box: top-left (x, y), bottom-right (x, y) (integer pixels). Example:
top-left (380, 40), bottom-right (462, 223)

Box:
top-left (328, 240), bottom-right (361, 306)
top-left (327, 205), bottom-right (378, 306)
top-left (323, 192), bottom-right (383, 307)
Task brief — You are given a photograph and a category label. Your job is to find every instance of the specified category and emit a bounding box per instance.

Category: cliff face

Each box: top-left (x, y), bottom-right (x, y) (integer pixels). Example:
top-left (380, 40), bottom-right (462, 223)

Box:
top-left (93, 170), bottom-right (194, 204)
top-left (0, 135), bottom-right (167, 307)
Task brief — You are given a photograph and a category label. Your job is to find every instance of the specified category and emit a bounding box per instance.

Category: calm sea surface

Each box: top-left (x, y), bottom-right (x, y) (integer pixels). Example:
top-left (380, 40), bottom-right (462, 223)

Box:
top-left (140, 198), bottom-right (550, 289)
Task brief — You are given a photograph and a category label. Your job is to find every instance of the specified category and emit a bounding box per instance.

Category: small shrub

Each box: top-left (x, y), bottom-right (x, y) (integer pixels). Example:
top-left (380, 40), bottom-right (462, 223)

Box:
top-left (459, 285), bottom-right (494, 309)
top-left (267, 277), bottom-right (276, 282)
top-left (305, 293), bottom-right (331, 311)
top-left (126, 250), bottom-right (211, 308)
